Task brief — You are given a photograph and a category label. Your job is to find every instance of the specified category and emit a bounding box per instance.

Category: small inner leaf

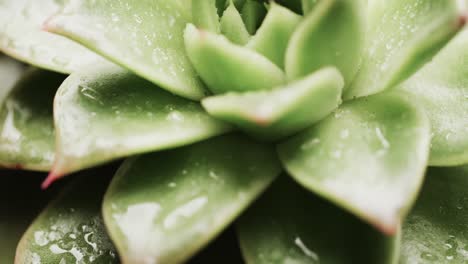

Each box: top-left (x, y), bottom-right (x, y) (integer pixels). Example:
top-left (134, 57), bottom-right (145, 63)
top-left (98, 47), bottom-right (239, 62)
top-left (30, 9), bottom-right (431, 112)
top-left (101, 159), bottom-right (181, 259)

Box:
top-left (184, 24), bottom-right (286, 94)
top-left (278, 91), bottom-right (431, 234)
top-left (241, 0), bottom-right (267, 35)
top-left (103, 134), bottom-right (281, 264)
top-left (202, 67), bottom-right (344, 140)
top-left (192, 0), bottom-right (220, 33)
top-left (0, 55), bottom-right (25, 102)
top-left (220, 0), bottom-right (251, 45)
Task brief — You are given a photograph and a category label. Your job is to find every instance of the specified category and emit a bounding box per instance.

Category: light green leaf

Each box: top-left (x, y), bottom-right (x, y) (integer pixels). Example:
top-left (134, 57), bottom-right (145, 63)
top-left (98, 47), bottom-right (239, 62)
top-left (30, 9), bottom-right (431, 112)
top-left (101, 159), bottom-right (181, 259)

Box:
top-left (202, 67), bottom-right (343, 140)
top-left (401, 166), bottom-right (468, 263)
top-left (45, 0), bottom-right (207, 100)
top-left (302, 0), bottom-right (319, 14)
top-left (103, 134), bottom-right (281, 264)
top-left (278, 92), bottom-right (431, 234)
top-left (220, 0), bottom-right (251, 45)
top-left (346, 0), bottom-right (462, 99)
top-left (285, 0), bottom-right (365, 85)
top-left (47, 63), bottom-right (230, 185)
top-left (184, 24), bottom-right (286, 94)
top-left (241, 0), bottom-right (267, 35)
top-left (0, 69), bottom-right (62, 171)
top-left (247, 2), bottom-right (302, 68)
top-left (15, 169), bottom-right (118, 264)
top-left (0, 55), bottom-right (25, 102)
top-left (192, 0), bottom-right (220, 33)
top-left (0, 0), bottom-right (104, 74)
top-left (238, 176), bottom-right (399, 264)
top-left (398, 27), bottom-right (468, 166)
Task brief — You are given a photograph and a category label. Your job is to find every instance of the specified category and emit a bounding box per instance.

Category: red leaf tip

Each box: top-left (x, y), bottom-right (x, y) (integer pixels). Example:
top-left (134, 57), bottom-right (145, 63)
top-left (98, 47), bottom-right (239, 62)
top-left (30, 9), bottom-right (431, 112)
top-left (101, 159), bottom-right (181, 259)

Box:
top-left (41, 173), bottom-right (58, 189)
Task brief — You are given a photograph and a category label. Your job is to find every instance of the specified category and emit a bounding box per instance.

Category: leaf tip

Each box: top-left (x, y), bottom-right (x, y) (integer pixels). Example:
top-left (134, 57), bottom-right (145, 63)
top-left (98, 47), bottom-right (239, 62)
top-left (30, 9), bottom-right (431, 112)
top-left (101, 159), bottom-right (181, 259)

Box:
top-left (41, 172), bottom-right (60, 189)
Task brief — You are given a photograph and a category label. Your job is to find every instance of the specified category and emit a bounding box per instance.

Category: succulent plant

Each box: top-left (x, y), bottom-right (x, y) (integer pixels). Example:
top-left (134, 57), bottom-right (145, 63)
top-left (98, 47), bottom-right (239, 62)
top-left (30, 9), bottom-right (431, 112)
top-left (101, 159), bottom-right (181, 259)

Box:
top-left (1, 0), bottom-right (468, 263)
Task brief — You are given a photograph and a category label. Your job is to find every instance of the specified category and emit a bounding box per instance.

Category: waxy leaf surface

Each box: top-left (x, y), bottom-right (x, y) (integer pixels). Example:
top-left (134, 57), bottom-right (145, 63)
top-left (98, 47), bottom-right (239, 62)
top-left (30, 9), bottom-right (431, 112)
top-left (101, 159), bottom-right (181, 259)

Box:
top-left (46, 0), bottom-right (206, 100)
top-left (401, 166), bottom-right (468, 263)
top-left (278, 92), bottom-right (431, 234)
top-left (184, 24), bottom-right (285, 94)
top-left (285, 0), bottom-right (365, 85)
top-left (238, 176), bottom-right (399, 264)
top-left (346, 0), bottom-right (461, 99)
top-left (0, 69), bottom-right (62, 171)
top-left (192, 0), bottom-right (220, 33)
top-left (16, 170), bottom-right (118, 264)
top-left (103, 134), bottom-right (281, 264)
top-left (50, 64), bottom-right (230, 181)
top-left (398, 26), bottom-right (468, 166)
top-left (220, 1), bottom-right (250, 45)
top-left (0, 0), bottom-right (104, 74)
top-left (202, 67), bottom-right (343, 139)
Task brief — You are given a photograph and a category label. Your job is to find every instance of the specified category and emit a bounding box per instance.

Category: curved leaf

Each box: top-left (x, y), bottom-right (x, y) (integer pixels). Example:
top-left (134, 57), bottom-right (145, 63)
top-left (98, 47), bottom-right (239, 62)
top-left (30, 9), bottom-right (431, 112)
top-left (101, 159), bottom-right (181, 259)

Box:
top-left (220, 1), bottom-right (250, 45)
top-left (45, 0), bottom-right (207, 100)
top-left (247, 2), bottom-right (302, 68)
top-left (346, 0), bottom-right (462, 99)
top-left (184, 24), bottom-right (285, 94)
top-left (401, 166), bottom-right (468, 263)
top-left (202, 67), bottom-right (343, 139)
top-left (0, 55), bottom-right (25, 102)
top-left (241, 0), bottom-right (267, 35)
top-left (285, 0), bottom-right (365, 85)
top-left (15, 169), bottom-right (118, 264)
top-left (47, 64), bottom-right (230, 186)
top-left (0, 69), bottom-right (62, 171)
top-left (0, 0), bottom-right (104, 74)
top-left (398, 27), bottom-right (468, 166)
top-left (278, 92), bottom-right (431, 234)
top-left (238, 176), bottom-right (399, 264)
top-left (192, 0), bottom-right (220, 33)
top-left (103, 134), bottom-right (281, 264)
top-left (301, 0), bottom-right (319, 14)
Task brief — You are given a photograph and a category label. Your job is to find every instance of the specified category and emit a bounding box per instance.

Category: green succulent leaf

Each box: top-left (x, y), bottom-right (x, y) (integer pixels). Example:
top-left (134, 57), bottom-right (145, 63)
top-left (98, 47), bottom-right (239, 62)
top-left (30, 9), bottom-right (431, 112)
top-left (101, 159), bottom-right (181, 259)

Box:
top-left (48, 63), bottom-right (230, 184)
top-left (0, 69), bottom-right (62, 171)
top-left (278, 92), bottom-right (431, 234)
top-left (184, 24), bottom-right (286, 94)
top-left (238, 176), bottom-right (399, 264)
top-left (202, 67), bottom-right (343, 140)
top-left (0, 0), bottom-right (104, 74)
top-left (285, 0), bottom-right (365, 85)
top-left (15, 170), bottom-right (118, 264)
top-left (398, 26), bottom-right (468, 166)
top-left (45, 0), bottom-right (207, 100)
top-left (247, 2), bottom-right (302, 68)
top-left (103, 134), bottom-right (281, 264)
top-left (301, 0), bottom-right (319, 14)
top-left (0, 55), bottom-right (25, 102)
top-left (401, 166), bottom-right (468, 263)
top-left (241, 0), bottom-right (267, 35)
top-left (192, 0), bottom-right (220, 33)
top-left (220, 0), bottom-right (251, 45)
top-left (346, 0), bottom-right (462, 99)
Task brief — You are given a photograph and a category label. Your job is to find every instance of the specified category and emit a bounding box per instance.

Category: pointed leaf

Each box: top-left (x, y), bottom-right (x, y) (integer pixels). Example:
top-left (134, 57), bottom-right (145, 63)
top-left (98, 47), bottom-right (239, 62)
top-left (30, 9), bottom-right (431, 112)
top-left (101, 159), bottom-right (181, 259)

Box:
top-left (49, 64), bottom-right (230, 182)
top-left (16, 169), bottom-right (118, 264)
top-left (0, 69), bottom-right (62, 171)
top-left (220, 1), bottom-right (251, 45)
top-left (45, 0), bottom-right (206, 100)
top-left (238, 176), bottom-right (399, 264)
top-left (285, 0), bottom-right (365, 85)
top-left (241, 0), bottom-right (267, 35)
top-left (0, 0), bottom-right (104, 74)
top-left (398, 27), bottom-right (468, 166)
top-left (346, 0), bottom-right (462, 99)
top-left (0, 55), bottom-right (25, 102)
top-left (247, 2), bottom-right (302, 68)
top-left (202, 67), bottom-right (343, 139)
top-left (184, 24), bottom-right (286, 94)
top-left (192, 0), bottom-right (220, 33)
top-left (401, 166), bottom-right (468, 263)
top-left (103, 134), bottom-right (281, 264)
top-left (278, 92), bottom-right (431, 234)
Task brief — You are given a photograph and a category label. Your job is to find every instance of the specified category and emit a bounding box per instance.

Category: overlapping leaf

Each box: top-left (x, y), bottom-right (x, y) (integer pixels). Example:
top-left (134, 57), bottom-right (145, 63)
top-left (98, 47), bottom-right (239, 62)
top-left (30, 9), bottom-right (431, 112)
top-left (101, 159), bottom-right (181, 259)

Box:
top-left (278, 92), bottom-right (431, 234)
top-left (0, 54), bottom-right (24, 102)
top-left (220, 1), bottom-right (250, 45)
top-left (103, 134), bottom-right (281, 264)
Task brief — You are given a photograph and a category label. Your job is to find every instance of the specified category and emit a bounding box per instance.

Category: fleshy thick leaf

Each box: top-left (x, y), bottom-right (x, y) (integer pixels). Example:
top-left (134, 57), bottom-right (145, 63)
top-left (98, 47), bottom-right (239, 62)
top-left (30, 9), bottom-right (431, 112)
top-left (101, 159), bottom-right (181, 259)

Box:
top-left (0, 69), bottom-right (62, 171)
top-left (45, 0), bottom-right (206, 100)
top-left (48, 64), bottom-right (230, 185)
top-left (278, 92), bottom-right (431, 234)
top-left (238, 176), bottom-right (399, 264)
top-left (285, 0), bottom-right (365, 85)
top-left (184, 24), bottom-right (286, 94)
top-left (220, 1), bottom-right (251, 45)
top-left (202, 67), bottom-right (343, 139)
top-left (15, 169), bottom-right (118, 264)
top-left (241, 0), bottom-right (267, 35)
top-left (192, 0), bottom-right (220, 33)
top-left (301, 0), bottom-right (319, 14)
top-left (401, 166), bottom-right (468, 263)
top-left (247, 3), bottom-right (302, 68)
top-left (103, 134), bottom-right (281, 264)
top-left (0, 55), bottom-right (25, 102)
top-left (346, 0), bottom-right (462, 99)
top-left (398, 26), bottom-right (468, 166)
top-left (0, 0), bottom-right (104, 73)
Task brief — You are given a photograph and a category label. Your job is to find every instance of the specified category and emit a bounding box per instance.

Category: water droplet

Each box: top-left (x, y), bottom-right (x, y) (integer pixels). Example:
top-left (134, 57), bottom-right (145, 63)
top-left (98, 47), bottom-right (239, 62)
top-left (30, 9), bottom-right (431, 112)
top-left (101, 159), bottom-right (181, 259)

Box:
top-left (294, 237), bottom-right (319, 261)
